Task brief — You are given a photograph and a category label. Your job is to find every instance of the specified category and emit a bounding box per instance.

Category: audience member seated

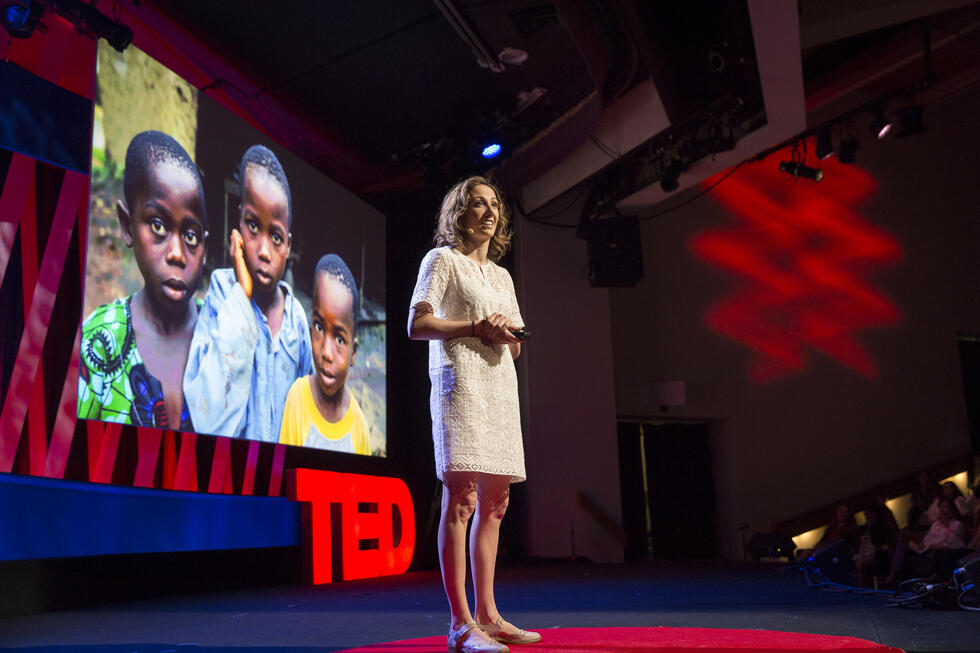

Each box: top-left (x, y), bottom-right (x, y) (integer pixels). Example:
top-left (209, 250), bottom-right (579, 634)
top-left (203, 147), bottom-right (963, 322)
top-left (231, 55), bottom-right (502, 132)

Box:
top-left (959, 475), bottom-right (979, 528)
top-left (926, 481), bottom-right (969, 524)
top-left (966, 475), bottom-right (980, 549)
top-left (907, 471), bottom-right (939, 532)
top-left (853, 500), bottom-right (899, 587)
top-left (888, 500), bottom-right (967, 584)
top-left (797, 505), bottom-right (857, 561)
top-left (819, 505), bottom-right (857, 549)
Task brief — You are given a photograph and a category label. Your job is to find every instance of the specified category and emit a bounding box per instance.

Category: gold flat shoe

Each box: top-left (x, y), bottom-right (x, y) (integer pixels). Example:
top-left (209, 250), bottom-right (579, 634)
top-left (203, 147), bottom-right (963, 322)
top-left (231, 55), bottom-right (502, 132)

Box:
top-left (478, 617), bottom-right (542, 645)
top-left (448, 621), bottom-right (510, 652)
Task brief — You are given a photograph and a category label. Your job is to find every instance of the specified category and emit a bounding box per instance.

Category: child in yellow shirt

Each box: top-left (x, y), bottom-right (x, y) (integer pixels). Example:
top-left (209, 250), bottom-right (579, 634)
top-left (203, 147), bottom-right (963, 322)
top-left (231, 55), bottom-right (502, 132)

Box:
top-left (279, 254), bottom-right (370, 454)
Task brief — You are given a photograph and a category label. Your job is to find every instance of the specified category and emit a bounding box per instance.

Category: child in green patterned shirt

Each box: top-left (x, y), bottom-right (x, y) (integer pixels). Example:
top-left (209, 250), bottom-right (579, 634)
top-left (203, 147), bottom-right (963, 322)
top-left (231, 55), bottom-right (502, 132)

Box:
top-left (78, 130), bottom-right (208, 430)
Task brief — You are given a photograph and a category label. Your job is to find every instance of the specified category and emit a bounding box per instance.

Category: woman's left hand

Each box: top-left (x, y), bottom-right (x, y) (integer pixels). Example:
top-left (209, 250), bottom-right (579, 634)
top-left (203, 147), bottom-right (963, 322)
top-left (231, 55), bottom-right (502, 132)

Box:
top-left (478, 313), bottom-right (521, 346)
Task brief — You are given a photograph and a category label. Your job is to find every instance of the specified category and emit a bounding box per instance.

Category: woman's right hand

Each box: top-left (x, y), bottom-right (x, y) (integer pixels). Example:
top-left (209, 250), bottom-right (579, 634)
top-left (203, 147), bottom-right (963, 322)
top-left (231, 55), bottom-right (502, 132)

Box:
top-left (230, 228), bottom-right (252, 298)
top-left (478, 313), bottom-right (521, 346)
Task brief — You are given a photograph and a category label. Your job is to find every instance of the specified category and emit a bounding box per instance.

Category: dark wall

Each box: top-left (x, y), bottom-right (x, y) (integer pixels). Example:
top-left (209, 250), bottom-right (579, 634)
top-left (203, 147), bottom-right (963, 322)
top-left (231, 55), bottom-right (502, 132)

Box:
top-left (609, 85), bottom-right (980, 553)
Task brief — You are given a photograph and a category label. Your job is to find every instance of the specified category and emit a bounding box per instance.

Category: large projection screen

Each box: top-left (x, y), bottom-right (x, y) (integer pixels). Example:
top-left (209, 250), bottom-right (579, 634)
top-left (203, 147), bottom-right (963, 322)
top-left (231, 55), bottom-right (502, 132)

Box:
top-left (80, 41), bottom-right (386, 457)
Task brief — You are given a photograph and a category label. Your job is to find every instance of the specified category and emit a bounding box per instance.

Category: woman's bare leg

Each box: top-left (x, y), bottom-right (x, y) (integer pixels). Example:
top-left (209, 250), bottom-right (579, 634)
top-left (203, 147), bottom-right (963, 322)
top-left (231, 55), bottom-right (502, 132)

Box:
top-left (439, 472), bottom-right (479, 628)
top-left (471, 473), bottom-right (511, 626)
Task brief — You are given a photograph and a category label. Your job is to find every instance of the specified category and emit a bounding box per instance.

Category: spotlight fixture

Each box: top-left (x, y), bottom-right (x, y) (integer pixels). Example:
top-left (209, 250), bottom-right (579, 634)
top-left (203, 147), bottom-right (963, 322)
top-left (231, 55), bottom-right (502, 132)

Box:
top-left (869, 106), bottom-right (892, 139)
top-left (497, 47), bottom-right (528, 66)
top-left (896, 104), bottom-right (925, 138)
top-left (37, 0), bottom-right (132, 51)
top-left (99, 15), bottom-right (133, 52)
top-left (1, 0), bottom-right (42, 38)
top-left (779, 160), bottom-right (822, 182)
top-left (470, 113), bottom-right (508, 164)
top-left (815, 127), bottom-right (834, 160)
top-left (481, 142), bottom-right (502, 159)
top-left (838, 133), bottom-right (859, 164)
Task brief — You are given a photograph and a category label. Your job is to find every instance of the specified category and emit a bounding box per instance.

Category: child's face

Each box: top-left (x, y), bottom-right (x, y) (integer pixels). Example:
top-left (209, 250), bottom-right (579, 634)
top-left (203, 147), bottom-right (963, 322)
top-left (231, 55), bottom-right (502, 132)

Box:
top-left (118, 160), bottom-right (207, 313)
top-left (310, 273), bottom-right (357, 399)
top-left (239, 166), bottom-right (290, 297)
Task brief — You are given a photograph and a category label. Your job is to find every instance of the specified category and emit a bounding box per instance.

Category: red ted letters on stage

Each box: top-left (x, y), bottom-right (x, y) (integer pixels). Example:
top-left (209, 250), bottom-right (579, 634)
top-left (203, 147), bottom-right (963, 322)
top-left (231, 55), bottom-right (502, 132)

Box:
top-left (286, 468), bottom-right (415, 584)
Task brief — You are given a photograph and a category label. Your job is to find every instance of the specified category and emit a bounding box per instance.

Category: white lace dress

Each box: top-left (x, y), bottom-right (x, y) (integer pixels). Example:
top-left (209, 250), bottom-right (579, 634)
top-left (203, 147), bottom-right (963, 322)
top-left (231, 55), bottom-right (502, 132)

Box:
top-left (410, 246), bottom-right (526, 483)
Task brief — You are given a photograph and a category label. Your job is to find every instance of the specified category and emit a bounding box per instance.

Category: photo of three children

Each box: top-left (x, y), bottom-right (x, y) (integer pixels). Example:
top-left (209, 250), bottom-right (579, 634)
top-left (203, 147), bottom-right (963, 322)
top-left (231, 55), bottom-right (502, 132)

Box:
top-left (79, 131), bottom-right (371, 456)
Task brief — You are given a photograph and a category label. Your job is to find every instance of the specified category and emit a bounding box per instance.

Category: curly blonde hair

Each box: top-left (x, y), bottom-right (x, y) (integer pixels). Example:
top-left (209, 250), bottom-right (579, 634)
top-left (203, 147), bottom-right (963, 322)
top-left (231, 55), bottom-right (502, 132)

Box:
top-left (433, 176), bottom-right (512, 262)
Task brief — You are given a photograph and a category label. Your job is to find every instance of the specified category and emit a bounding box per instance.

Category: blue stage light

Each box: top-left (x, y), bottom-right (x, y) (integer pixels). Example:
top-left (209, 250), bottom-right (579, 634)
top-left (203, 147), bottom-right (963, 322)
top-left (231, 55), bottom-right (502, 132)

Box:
top-left (2, 4), bottom-right (26, 26)
top-left (1, 1), bottom-right (42, 39)
top-left (481, 143), bottom-right (502, 159)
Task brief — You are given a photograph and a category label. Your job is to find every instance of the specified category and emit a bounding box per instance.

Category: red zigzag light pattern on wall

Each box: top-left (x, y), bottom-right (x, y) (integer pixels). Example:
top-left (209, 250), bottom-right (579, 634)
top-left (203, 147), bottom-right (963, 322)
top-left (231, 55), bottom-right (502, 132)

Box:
top-left (690, 143), bottom-right (903, 382)
top-left (0, 15), bottom-right (286, 497)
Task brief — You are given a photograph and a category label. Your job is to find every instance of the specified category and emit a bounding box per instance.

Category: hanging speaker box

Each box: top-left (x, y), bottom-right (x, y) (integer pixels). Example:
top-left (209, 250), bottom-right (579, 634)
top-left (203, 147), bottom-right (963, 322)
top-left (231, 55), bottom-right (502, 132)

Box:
top-left (586, 216), bottom-right (643, 287)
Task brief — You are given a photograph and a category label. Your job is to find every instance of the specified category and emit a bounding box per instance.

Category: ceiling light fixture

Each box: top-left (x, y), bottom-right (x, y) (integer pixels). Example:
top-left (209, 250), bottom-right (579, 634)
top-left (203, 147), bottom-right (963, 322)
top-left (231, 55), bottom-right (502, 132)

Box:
top-left (779, 160), bottom-right (822, 182)
top-left (65, 0), bottom-right (132, 51)
top-left (12, 0), bottom-right (133, 51)
top-left (870, 105), bottom-right (892, 139)
top-left (1, 0), bottom-right (42, 38)
top-left (498, 47), bottom-right (528, 66)
top-left (779, 140), bottom-right (822, 182)
top-left (481, 143), bottom-right (502, 159)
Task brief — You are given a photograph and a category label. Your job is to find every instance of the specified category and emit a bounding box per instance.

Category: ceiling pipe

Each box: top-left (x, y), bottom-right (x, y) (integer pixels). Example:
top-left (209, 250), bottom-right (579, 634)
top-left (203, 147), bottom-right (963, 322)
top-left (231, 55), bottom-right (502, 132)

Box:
top-left (432, 0), bottom-right (505, 73)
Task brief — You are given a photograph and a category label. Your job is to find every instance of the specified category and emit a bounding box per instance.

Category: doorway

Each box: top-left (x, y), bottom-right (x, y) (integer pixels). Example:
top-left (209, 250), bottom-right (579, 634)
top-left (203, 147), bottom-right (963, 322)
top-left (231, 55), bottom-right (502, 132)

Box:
top-left (618, 420), bottom-right (717, 560)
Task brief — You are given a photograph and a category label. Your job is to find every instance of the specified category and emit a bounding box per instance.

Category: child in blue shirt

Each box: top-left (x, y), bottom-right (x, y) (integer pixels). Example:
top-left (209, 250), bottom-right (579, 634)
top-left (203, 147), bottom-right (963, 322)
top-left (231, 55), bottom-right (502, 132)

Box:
top-left (183, 145), bottom-right (312, 441)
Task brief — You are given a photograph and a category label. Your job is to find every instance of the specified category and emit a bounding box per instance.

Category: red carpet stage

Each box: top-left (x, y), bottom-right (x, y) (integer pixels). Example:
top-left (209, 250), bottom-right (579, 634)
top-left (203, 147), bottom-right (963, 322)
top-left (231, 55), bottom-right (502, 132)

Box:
top-left (338, 627), bottom-right (905, 652)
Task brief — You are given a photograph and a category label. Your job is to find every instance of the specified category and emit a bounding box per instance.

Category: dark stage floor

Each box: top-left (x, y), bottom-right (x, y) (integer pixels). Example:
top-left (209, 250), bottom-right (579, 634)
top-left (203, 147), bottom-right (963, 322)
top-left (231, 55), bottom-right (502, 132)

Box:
top-left (0, 560), bottom-right (977, 652)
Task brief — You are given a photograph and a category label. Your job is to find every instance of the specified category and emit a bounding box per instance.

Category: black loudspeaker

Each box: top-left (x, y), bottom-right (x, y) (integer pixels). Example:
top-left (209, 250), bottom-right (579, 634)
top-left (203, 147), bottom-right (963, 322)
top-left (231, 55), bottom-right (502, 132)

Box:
top-left (955, 550), bottom-right (980, 586)
top-left (808, 539), bottom-right (853, 584)
top-left (586, 216), bottom-right (643, 287)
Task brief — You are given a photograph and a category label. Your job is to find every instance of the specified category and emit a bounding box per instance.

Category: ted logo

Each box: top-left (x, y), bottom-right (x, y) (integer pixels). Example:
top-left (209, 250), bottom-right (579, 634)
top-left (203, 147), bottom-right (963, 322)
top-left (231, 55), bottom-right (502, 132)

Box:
top-left (286, 468), bottom-right (415, 584)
